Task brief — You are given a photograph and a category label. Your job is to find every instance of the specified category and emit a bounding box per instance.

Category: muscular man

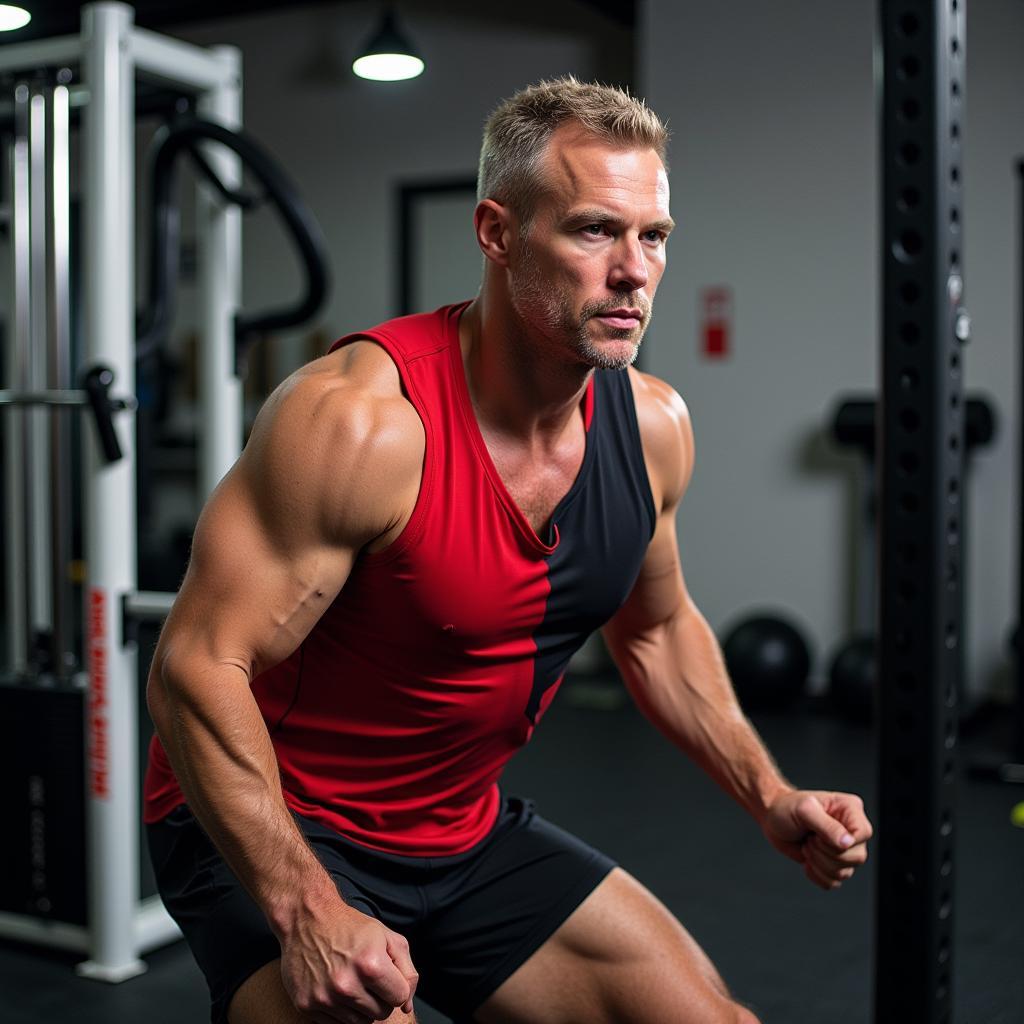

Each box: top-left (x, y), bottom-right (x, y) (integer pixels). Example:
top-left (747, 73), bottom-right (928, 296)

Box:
top-left (145, 77), bottom-right (872, 1024)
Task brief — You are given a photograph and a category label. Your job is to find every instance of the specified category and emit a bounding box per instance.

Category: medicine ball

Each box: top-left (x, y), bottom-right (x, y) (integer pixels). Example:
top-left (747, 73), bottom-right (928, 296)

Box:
top-left (828, 634), bottom-right (877, 724)
top-left (722, 613), bottom-right (812, 711)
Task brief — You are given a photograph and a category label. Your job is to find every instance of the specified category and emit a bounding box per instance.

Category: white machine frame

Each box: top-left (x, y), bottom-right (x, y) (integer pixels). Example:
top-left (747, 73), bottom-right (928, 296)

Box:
top-left (0, 2), bottom-right (242, 981)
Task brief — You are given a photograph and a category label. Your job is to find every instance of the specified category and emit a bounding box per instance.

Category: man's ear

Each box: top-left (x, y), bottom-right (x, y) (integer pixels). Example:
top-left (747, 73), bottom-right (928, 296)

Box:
top-left (474, 199), bottom-right (515, 267)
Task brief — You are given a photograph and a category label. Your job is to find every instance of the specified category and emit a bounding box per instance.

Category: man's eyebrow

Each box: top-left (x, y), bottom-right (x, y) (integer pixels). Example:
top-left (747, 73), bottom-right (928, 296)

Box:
top-left (647, 217), bottom-right (676, 234)
top-left (563, 208), bottom-right (676, 233)
top-left (564, 208), bottom-right (620, 226)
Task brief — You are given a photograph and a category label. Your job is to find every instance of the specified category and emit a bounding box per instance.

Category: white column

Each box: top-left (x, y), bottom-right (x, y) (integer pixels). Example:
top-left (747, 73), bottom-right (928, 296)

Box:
top-left (196, 46), bottom-right (243, 499)
top-left (77, 1), bottom-right (145, 983)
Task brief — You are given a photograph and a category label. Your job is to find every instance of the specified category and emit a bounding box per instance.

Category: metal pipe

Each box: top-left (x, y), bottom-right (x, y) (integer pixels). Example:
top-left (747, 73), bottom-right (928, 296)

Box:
top-left (123, 590), bottom-right (175, 620)
top-left (0, 389), bottom-right (105, 406)
top-left (134, 896), bottom-right (181, 952)
top-left (0, 911), bottom-right (90, 954)
top-left (28, 84), bottom-right (53, 664)
top-left (196, 46), bottom-right (243, 499)
top-left (4, 86), bottom-right (30, 675)
top-left (49, 80), bottom-right (75, 680)
top-left (0, 36), bottom-right (80, 76)
top-left (132, 25), bottom-right (238, 94)
top-left (77, 0), bottom-right (145, 984)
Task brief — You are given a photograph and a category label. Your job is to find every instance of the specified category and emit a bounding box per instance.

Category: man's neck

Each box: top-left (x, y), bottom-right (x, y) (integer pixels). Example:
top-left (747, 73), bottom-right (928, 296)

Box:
top-left (458, 295), bottom-right (592, 450)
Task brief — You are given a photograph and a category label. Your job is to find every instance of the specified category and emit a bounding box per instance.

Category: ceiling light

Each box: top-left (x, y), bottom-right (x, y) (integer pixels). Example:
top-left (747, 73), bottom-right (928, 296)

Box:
top-left (352, 10), bottom-right (424, 82)
top-left (0, 5), bottom-right (31, 32)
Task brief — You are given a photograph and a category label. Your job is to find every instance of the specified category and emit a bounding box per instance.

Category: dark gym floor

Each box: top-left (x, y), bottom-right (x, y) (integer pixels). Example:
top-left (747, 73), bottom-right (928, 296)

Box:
top-left (3, 677), bottom-right (1023, 1024)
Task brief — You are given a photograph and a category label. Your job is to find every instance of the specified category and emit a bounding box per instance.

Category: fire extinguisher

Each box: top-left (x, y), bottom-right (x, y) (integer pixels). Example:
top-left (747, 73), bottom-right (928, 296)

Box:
top-left (701, 287), bottom-right (732, 360)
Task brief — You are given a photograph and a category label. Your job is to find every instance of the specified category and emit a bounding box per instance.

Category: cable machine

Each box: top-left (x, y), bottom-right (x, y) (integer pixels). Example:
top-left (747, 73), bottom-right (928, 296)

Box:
top-left (0, 0), bottom-right (329, 982)
top-left (0, 1), bottom-right (243, 981)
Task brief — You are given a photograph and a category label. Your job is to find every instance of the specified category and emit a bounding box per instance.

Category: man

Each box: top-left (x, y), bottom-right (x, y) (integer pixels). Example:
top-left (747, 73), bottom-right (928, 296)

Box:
top-left (145, 77), bottom-right (872, 1024)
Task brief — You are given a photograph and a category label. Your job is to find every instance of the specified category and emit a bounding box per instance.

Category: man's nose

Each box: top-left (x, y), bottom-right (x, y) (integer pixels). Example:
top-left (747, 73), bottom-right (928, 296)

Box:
top-left (608, 235), bottom-right (649, 292)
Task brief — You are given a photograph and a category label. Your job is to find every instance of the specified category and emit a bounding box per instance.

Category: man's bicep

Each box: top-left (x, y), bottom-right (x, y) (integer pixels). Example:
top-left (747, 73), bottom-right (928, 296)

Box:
top-left (159, 466), bottom-right (356, 684)
top-left (155, 370), bottom-right (419, 685)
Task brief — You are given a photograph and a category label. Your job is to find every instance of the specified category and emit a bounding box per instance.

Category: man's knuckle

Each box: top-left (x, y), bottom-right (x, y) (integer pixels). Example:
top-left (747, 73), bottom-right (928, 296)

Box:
top-left (797, 795), bottom-right (819, 815)
top-left (358, 953), bottom-right (387, 979)
top-left (293, 991), bottom-right (318, 1014)
top-left (332, 976), bottom-right (358, 1001)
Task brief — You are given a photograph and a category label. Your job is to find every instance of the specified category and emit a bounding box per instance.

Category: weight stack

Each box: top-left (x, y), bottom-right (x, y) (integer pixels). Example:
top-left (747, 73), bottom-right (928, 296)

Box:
top-left (0, 681), bottom-right (88, 925)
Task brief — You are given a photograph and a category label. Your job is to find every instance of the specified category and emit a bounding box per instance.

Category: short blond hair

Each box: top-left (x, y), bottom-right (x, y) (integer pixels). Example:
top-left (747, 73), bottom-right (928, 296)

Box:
top-left (478, 76), bottom-right (669, 230)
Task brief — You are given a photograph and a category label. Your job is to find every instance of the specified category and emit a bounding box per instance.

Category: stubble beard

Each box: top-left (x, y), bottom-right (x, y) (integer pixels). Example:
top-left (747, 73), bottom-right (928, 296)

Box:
top-left (509, 242), bottom-right (652, 372)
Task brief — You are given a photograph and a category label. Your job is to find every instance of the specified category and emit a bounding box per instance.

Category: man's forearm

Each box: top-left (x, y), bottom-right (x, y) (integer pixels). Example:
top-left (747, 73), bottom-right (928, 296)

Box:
top-left (149, 656), bottom-right (340, 938)
top-left (607, 604), bottom-right (794, 822)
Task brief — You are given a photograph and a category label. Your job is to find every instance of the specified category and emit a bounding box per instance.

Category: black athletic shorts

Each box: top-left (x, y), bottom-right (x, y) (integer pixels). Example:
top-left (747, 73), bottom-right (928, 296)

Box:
top-left (147, 795), bottom-right (616, 1023)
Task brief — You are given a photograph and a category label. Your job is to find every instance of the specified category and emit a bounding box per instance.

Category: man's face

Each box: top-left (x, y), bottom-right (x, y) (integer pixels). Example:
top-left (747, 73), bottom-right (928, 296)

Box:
top-left (507, 126), bottom-right (673, 371)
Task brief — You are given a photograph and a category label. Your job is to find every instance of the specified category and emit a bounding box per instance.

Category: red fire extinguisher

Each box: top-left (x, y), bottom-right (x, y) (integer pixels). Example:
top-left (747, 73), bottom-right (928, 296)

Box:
top-left (700, 287), bottom-right (732, 361)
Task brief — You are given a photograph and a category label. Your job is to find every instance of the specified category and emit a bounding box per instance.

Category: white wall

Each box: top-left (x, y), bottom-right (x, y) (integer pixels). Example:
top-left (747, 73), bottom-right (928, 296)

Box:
top-left (641, 0), bottom-right (1024, 697)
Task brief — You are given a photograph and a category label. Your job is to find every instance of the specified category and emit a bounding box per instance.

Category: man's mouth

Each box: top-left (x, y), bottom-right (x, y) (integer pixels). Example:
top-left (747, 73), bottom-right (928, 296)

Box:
top-left (595, 308), bottom-right (643, 329)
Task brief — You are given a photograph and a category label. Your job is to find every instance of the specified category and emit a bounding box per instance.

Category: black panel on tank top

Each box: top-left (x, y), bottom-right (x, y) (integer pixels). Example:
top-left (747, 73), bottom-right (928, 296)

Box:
top-left (524, 369), bottom-right (656, 724)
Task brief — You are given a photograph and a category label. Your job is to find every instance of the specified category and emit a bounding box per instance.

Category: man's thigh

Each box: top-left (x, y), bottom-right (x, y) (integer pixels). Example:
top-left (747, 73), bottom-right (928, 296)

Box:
top-left (411, 797), bottom-right (615, 1022)
top-left (472, 868), bottom-right (758, 1024)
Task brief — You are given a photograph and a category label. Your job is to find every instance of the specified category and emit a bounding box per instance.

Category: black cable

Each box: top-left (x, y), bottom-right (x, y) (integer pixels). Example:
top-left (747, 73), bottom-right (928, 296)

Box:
top-left (136, 116), bottom-right (331, 370)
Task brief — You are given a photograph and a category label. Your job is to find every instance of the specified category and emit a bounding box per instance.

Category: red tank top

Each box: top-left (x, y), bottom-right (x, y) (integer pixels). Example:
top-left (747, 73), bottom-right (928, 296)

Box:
top-left (144, 302), bottom-right (656, 855)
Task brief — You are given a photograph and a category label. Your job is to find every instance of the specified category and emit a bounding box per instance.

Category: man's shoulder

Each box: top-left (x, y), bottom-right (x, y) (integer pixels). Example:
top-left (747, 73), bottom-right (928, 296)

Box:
top-left (262, 343), bottom-right (411, 439)
top-left (625, 367), bottom-right (691, 444)
top-left (242, 343), bottom-right (425, 522)
top-left (317, 336), bottom-right (410, 400)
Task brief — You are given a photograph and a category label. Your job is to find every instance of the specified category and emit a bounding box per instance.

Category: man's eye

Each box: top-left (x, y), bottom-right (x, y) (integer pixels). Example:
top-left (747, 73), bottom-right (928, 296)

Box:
top-left (582, 224), bottom-right (605, 235)
top-left (643, 230), bottom-right (665, 243)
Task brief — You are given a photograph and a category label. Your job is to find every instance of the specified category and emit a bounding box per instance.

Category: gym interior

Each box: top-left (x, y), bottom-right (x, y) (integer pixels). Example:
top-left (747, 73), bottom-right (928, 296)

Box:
top-left (1, 1), bottom-right (1022, 1021)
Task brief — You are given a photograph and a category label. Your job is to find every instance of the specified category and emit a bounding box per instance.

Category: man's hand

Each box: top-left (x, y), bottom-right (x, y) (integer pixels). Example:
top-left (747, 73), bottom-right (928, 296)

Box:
top-left (761, 790), bottom-right (873, 891)
top-left (280, 898), bottom-right (418, 1023)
